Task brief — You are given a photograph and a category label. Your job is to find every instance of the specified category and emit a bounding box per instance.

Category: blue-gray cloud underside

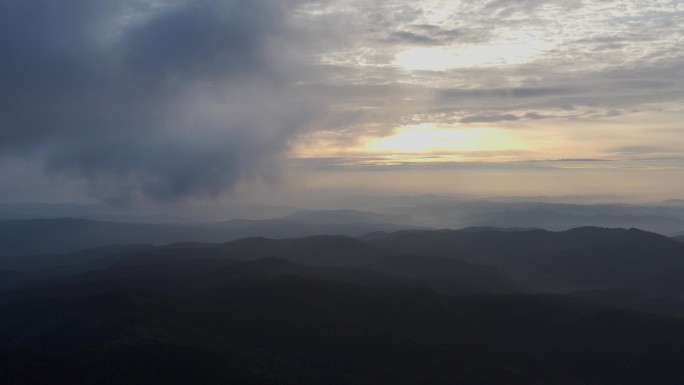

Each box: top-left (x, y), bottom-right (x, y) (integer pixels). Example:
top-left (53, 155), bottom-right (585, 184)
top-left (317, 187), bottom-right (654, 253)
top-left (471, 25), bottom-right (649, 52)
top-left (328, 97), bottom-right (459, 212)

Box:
top-left (0, 0), bottom-right (316, 203)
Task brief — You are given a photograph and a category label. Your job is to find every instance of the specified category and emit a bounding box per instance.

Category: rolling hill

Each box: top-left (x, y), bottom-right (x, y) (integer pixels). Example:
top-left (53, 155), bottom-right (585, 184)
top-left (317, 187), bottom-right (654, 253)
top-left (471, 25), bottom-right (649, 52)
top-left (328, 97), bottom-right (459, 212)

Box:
top-left (3, 276), bottom-right (684, 385)
top-left (0, 217), bottom-right (420, 259)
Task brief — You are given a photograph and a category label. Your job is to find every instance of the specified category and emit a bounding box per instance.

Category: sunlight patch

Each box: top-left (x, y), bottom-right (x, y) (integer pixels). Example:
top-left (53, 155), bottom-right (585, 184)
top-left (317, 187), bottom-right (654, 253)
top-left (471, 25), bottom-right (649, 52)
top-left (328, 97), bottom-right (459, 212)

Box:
top-left (396, 40), bottom-right (551, 70)
top-left (363, 124), bottom-right (527, 154)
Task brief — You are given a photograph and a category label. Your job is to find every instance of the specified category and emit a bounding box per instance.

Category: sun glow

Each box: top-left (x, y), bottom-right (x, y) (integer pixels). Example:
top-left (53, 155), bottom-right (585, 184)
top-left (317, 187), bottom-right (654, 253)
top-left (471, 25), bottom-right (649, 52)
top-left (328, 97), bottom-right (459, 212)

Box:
top-left (363, 125), bottom-right (526, 155)
top-left (396, 40), bottom-right (551, 71)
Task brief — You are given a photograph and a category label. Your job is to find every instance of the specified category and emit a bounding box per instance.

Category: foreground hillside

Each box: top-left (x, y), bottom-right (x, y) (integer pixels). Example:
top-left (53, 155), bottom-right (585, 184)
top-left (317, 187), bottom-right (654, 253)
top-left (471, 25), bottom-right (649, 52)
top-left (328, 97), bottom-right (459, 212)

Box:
top-left (3, 227), bottom-right (684, 384)
top-left (4, 276), bottom-right (684, 385)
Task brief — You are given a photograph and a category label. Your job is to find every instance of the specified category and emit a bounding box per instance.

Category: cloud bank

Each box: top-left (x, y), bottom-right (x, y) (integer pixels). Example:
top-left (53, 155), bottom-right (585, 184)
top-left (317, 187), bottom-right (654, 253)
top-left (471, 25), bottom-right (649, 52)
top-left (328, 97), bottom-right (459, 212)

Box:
top-left (1, 0), bottom-right (683, 203)
top-left (0, 0), bottom-right (319, 203)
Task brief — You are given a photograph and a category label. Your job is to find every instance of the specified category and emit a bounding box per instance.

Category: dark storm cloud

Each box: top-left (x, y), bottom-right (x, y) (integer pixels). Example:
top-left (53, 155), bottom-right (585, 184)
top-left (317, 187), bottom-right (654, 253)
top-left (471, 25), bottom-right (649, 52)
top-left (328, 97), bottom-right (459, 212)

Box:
top-left (0, 0), bottom-right (317, 203)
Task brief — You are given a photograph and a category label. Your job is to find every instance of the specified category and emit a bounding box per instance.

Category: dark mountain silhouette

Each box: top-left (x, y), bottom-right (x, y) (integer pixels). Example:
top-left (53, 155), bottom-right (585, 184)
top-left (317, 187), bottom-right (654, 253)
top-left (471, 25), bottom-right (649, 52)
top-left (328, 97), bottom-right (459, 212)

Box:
top-left (364, 226), bottom-right (646, 266)
top-left (218, 235), bottom-right (521, 292)
top-left (7, 225), bottom-right (684, 301)
top-left (524, 229), bottom-right (684, 295)
top-left (0, 244), bottom-right (154, 271)
top-left (0, 236), bottom-right (522, 303)
top-left (0, 255), bottom-right (423, 306)
top-left (3, 277), bottom-right (684, 385)
top-left (4, 227), bottom-right (684, 383)
top-left (0, 290), bottom-right (329, 385)
top-left (569, 287), bottom-right (684, 317)
top-left (0, 270), bottom-right (26, 290)
top-left (366, 227), bottom-right (684, 296)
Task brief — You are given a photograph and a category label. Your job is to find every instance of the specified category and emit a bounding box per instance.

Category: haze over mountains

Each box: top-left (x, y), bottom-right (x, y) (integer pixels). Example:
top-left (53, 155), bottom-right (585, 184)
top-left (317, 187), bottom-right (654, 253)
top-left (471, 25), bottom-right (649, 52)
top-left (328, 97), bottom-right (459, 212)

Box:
top-left (3, 194), bottom-right (684, 232)
top-left (4, 201), bottom-right (684, 384)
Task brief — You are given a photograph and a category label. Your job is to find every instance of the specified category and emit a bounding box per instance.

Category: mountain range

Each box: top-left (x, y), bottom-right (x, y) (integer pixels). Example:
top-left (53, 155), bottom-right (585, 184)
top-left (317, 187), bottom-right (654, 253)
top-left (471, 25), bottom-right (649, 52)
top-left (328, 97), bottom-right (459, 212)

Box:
top-left (0, 217), bottom-right (421, 259)
top-left (4, 225), bottom-right (684, 384)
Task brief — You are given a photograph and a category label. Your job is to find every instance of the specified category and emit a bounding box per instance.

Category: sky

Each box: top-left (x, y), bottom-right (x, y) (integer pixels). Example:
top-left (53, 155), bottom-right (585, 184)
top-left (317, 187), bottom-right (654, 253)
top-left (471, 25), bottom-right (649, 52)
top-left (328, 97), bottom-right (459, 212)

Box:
top-left (1, 0), bottom-right (683, 205)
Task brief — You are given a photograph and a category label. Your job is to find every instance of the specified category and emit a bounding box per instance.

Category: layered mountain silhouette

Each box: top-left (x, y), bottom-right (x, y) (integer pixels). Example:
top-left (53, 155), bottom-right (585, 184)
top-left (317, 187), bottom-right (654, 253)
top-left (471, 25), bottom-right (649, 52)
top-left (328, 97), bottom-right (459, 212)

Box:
top-left (4, 226), bottom-right (684, 384)
top-left (0, 236), bottom-right (521, 302)
top-left (393, 200), bottom-right (684, 234)
top-left (4, 277), bottom-right (684, 385)
top-left (0, 217), bottom-right (420, 259)
top-left (365, 227), bottom-right (684, 296)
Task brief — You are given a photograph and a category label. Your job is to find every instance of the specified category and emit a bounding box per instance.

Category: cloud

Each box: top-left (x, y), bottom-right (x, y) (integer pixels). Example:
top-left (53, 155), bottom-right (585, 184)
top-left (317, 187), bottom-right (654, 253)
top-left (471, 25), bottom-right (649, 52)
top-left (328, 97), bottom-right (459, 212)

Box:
top-left (0, 0), bottom-right (320, 203)
top-left (460, 114), bottom-right (520, 124)
top-left (1, 0), bottom-right (684, 203)
top-left (382, 25), bottom-right (491, 46)
top-left (459, 112), bottom-right (547, 124)
top-left (439, 87), bottom-right (574, 101)
top-left (609, 146), bottom-right (681, 155)
top-left (386, 30), bottom-right (442, 46)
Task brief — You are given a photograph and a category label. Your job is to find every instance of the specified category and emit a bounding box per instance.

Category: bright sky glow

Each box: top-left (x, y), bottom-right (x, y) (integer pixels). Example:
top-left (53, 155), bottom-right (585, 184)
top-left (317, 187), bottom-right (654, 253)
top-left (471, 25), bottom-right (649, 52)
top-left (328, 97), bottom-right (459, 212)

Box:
top-left (363, 124), bottom-right (526, 154)
top-left (396, 41), bottom-right (552, 70)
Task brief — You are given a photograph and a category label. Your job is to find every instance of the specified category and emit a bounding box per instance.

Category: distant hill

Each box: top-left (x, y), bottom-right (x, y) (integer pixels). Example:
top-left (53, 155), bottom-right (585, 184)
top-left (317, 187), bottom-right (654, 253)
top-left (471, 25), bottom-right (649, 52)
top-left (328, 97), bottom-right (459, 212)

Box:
top-left (0, 236), bottom-right (521, 302)
top-left (364, 226), bottom-right (635, 266)
top-left (219, 235), bottom-right (521, 293)
top-left (366, 227), bottom-right (684, 296)
top-left (7, 223), bottom-right (684, 298)
top-left (396, 201), bottom-right (684, 234)
top-left (464, 209), bottom-right (684, 234)
top-left (0, 218), bottom-right (422, 259)
top-left (0, 244), bottom-right (153, 271)
top-left (7, 224), bottom-right (684, 298)
top-left (524, 229), bottom-right (684, 295)
top-left (366, 226), bottom-right (678, 263)
top-left (3, 228), bottom-right (684, 383)
top-left (0, 254), bottom-right (422, 305)
top-left (0, 218), bottom-right (222, 258)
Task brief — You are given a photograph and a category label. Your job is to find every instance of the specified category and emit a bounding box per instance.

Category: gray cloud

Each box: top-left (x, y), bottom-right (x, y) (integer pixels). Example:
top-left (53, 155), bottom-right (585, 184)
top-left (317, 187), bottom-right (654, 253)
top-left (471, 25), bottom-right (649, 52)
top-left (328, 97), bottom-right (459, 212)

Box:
top-left (386, 30), bottom-right (442, 46)
top-left (438, 86), bottom-right (574, 102)
top-left (283, 0), bottom-right (683, 147)
top-left (0, 0), bottom-right (319, 203)
top-left (460, 114), bottom-right (520, 123)
top-left (383, 25), bottom-right (491, 46)
top-left (460, 111), bottom-right (548, 124)
top-left (609, 146), bottom-right (680, 155)
top-left (484, 0), bottom-right (584, 17)
top-left (2, 0), bottom-right (684, 203)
